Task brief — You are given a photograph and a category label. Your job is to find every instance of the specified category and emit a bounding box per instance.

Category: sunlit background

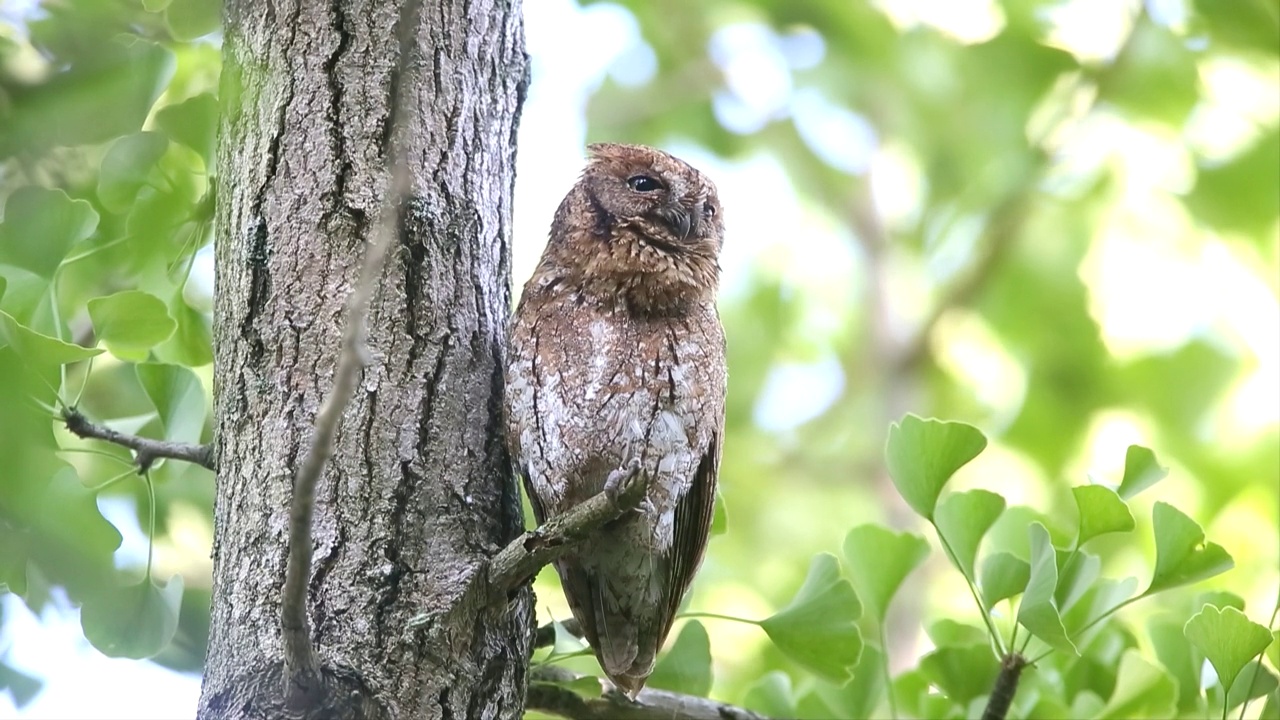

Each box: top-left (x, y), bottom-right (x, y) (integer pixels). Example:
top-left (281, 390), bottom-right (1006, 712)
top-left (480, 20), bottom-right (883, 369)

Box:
top-left (1, 0), bottom-right (1276, 716)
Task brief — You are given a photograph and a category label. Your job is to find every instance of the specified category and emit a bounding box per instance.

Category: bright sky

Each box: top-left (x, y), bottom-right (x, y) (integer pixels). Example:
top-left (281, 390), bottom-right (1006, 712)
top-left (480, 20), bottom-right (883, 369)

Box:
top-left (2, 0), bottom-right (1276, 716)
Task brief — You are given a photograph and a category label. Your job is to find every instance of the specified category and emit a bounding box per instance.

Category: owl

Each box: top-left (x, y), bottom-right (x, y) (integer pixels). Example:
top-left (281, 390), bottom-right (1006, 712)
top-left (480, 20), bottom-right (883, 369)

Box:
top-left (505, 143), bottom-right (727, 698)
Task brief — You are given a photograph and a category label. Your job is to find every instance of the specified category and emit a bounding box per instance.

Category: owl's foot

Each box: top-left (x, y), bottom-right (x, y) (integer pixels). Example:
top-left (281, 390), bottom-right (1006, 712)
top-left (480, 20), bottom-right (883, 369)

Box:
top-left (604, 458), bottom-right (643, 505)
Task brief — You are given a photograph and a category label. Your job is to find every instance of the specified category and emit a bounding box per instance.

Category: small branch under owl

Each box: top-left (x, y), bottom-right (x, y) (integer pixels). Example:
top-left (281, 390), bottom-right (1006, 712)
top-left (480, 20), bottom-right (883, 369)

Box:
top-left (487, 464), bottom-right (649, 603)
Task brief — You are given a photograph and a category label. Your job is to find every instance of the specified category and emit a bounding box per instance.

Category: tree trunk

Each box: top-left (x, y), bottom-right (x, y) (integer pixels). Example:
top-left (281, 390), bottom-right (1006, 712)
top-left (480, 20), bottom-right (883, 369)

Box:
top-left (199, 1), bottom-right (530, 717)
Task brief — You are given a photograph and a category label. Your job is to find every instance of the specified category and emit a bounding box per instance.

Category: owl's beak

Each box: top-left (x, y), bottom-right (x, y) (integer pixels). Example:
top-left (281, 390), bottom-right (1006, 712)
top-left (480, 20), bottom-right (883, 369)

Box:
top-left (655, 203), bottom-right (694, 242)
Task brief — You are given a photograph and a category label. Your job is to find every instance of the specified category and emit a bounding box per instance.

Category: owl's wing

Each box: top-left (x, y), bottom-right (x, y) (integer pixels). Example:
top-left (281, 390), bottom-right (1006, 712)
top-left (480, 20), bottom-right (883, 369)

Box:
top-left (658, 430), bottom-right (720, 641)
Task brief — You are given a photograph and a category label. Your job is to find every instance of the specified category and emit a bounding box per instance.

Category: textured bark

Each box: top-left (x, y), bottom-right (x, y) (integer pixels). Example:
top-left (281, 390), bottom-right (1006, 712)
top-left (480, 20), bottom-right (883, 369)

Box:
top-left (200, 1), bottom-right (530, 718)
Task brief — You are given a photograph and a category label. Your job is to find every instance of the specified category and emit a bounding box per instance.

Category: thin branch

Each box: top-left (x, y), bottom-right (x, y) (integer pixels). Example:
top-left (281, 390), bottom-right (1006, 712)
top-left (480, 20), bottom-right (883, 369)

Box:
top-left (487, 469), bottom-right (648, 604)
top-left (62, 407), bottom-right (215, 472)
top-left (526, 666), bottom-right (770, 720)
top-left (280, 0), bottom-right (421, 703)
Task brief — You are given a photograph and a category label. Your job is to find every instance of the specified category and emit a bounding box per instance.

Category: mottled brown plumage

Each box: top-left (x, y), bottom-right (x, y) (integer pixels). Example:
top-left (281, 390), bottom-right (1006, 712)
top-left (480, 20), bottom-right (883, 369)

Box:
top-left (505, 143), bottom-right (727, 698)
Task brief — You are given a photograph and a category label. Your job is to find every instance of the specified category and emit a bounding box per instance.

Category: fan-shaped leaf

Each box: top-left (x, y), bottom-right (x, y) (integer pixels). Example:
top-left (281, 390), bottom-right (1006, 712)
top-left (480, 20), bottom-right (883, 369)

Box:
top-left (0, 187), bottom-right (98, 279)
top-left (81, 574), bottom-right (184, 659)
top-left (97, 132), bottom-right (169, 213)
top-left (980, 552), bottom-right (1031, 607)
top-left (935, 489), bottom-right (1005, 581)
top-left (1146, 502), bottom-right (1233, 595)
top-left (88, 291), bottom-right (176, 360)
top-left (1072, 485), bottom-right (1134, 546)
top-left (885, 414), bottom-right (987, 519)
top-left (1117, 446), bottom-right (1167, 499)
top-left (843, 524), bottom-right (929, 622)
top-left (648, 620), bottom-right (712, 697)
top-left (1184, 605), bottom-right (1274, 695)
top-left (1017, 523), bottom-right (1077, 655)
top-left (760, 553), bottom-right (862, 683)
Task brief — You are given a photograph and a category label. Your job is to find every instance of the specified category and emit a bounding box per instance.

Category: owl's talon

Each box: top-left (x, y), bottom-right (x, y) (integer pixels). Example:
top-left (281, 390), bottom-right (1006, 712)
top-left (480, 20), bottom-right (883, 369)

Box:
top-left (604, 458), bottom-right (643, 504)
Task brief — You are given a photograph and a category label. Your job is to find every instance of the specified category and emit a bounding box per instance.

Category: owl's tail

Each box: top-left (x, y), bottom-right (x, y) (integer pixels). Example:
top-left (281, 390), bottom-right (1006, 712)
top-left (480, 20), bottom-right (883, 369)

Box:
top-left (558, 561), bottom-right (665, 700)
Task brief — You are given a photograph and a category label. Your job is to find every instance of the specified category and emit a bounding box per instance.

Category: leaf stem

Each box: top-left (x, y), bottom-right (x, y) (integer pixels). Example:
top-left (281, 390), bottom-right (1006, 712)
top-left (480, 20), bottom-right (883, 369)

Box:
top-left (931, 520), bottom-right (1006, 656)
top-left (879, 623), bottom-right (898, 720)
top-left (1237, 586), bottom-right (1280, 720)
top-left (143, 470), bottom-right (156, 581)
top-left (677, 611), bottom-right (761, 626)
top-left (1026, 594), bottom-right (1143, 665)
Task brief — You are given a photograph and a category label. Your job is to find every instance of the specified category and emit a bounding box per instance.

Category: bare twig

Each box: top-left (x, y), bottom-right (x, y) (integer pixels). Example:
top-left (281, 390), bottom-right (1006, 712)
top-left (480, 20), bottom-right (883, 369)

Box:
top-left (62, 407), bottom-right (215, 472)
top-left (527, 666), bottom-right (770, 720)
top-left (280, 0), bottom-right (422, 704)
top-left (487, 469), bottom-right (647, 604)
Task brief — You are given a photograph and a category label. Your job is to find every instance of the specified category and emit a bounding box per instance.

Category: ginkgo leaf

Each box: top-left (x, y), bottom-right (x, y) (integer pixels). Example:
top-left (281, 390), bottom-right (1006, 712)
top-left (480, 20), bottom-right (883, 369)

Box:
top-left (648, 620), bottom-right (712, 697)
top-left (844, 524), bottom-right (930, 622)
top-left (1146, 502), bottom-right (1233, 595)
top-left (1184, 605), bottom-right (1274, 695)
top-left (81, 574), bottom-right (184, 659)
top-left (760, 553), bottom-right (863, 683)
top-left (885, 414), bottom-right (987, 520)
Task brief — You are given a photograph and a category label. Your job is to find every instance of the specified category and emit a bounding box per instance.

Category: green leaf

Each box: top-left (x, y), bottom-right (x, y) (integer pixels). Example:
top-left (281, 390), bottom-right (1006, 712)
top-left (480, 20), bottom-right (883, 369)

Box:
top-left (1098, 16), bottom-right (1199, 126)
top-left (1055, 549), bottom-right (1101, 615)
top-left (1149, 615), bottom-right (1205, 712)
top-left (812, 644), bottom-right (884, 720)
top-left (40, 466), bottom-right (123, 556)
top-left (710, 490), bottom-right (728, 536)
top-left (1197, 590), bottom-right (1245, 612)
top-left (1146, 502), bottom-right (1233, 595)
top-left (1226, 660), bottom-right (1278, 711)
top-left (1185, 605), bottom-right (1274, 695)
top-left (1187, 124), bottom-right (1279, 241)
top-left (88, 291), bottom-right (176, 360)
top-left (742, 671), bottom-right (796, 718)
top-left (934, 489), bottom-right (1005, 581)
top-left (1072, 485), bottom-right (1134, 546)
top-left (136, 363), bottom-right (206, 444)
top-left (0, 40), bottom-right (174, 159)
top-left (885, 414), bottom-right (987, 519)
top-left (0, 187), bottom-right (99, 279)
top-left (1017, 523), bottom-right (1077, 655)
top-left (155, 290), bottom-right (213, 367)
top-left (980, 552), bottom-right (1031, 607)
top-left (928, 619), bottom-right (989, 649)
top-left (0, 310), bottom-right (103, 365)
top-left (918, 644), bottom-right (1000, 706)
top-left (97, 132), bottom-right (169, 213)
top-left (0, 525), bottom-right (30, 595)
top-left (155, 93), bottom-right (218, 167)
top-left (1063, 577), bottom-right (1139, 637)
top-left (81, 574), bottom-right (184, 659)
top-left (0, 660), bottom-right (42, 708)
top-left (760, 553), bottom-right (863, 683)
top-left (165, 0), bottom-right (222, 41)
top-left (1117, 446), bottom-right (1168, 499)
top-left (1269, 630), bottom-right (1280, 673)
top-left (843, 524), bottom-right (929, 622)
top-left (647, 620), bottom-right (712, 697)
top-left (1095, 648), bottom-right (1178, 719)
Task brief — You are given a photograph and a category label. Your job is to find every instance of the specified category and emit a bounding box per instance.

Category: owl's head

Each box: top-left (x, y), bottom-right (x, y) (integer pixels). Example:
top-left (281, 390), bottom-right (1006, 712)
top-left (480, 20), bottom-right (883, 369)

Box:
top-left (576, 143), bottom-right (724, 256)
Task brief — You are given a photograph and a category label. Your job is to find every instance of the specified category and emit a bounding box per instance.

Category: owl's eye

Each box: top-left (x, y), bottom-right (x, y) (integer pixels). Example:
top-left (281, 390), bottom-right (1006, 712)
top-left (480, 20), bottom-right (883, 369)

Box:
top-left (627, 175), bottom-right (664, 192)
top-left (702, 201), bottom-right (716, 218)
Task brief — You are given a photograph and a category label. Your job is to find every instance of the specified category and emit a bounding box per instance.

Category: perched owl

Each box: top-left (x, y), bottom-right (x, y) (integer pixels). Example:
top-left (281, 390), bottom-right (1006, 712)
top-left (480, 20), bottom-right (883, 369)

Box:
top-left (505, 143), bottom-right (727, 698)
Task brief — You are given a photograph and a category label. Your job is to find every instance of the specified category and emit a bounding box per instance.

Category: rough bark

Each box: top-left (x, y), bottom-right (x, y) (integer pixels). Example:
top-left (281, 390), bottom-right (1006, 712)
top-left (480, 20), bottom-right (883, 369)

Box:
top-left (200, 1), bottom-right (530, 718)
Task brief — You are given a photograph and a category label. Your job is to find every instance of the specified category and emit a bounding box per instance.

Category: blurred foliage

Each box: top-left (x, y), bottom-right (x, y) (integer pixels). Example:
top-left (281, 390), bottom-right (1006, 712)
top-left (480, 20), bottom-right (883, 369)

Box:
top-left (1, 0), bottom-right (1277, 717)
top-left (0, 0), bottom-right (220, 702)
